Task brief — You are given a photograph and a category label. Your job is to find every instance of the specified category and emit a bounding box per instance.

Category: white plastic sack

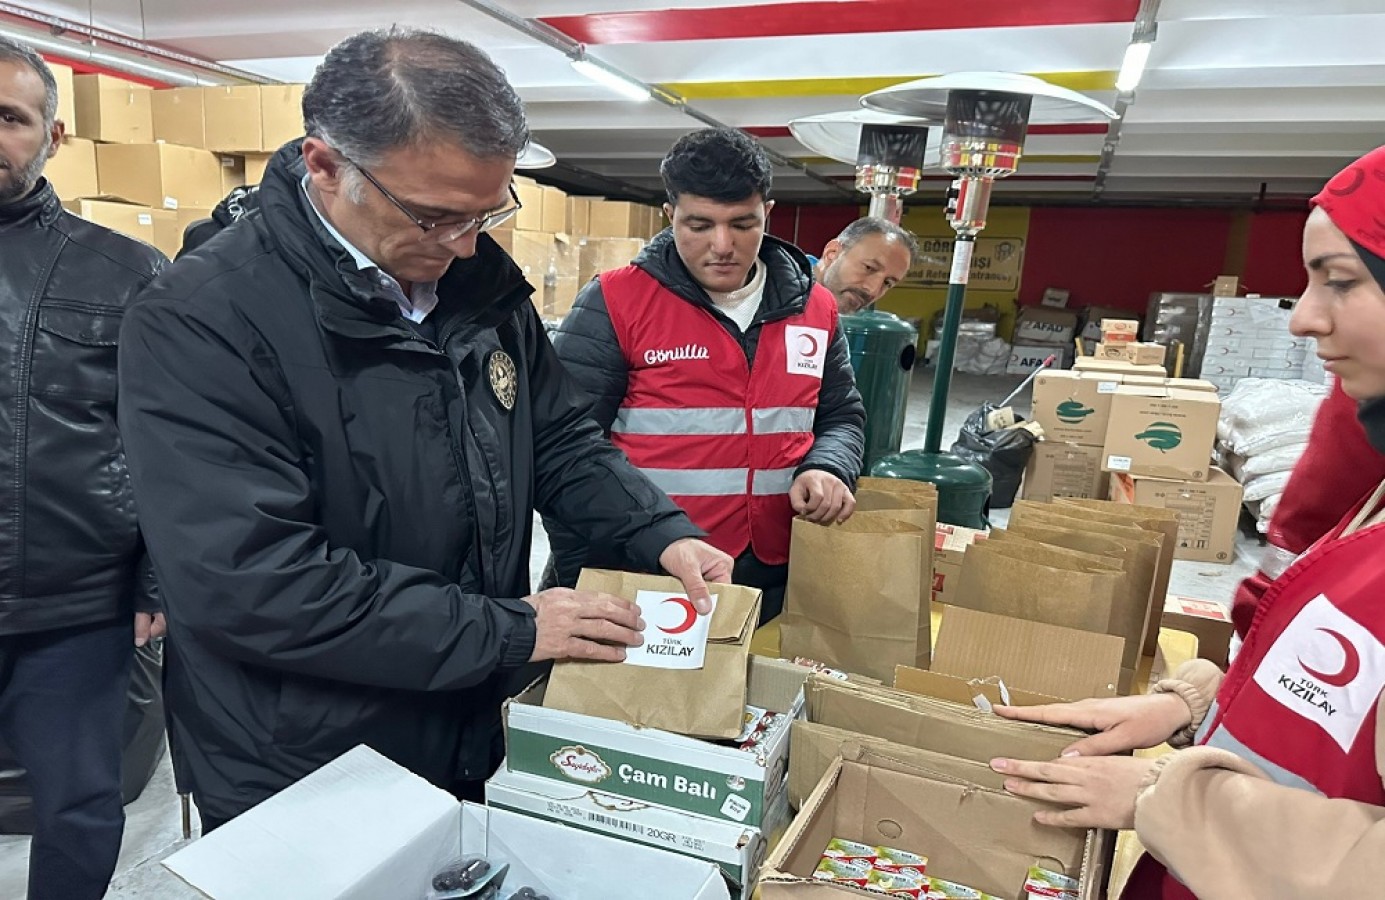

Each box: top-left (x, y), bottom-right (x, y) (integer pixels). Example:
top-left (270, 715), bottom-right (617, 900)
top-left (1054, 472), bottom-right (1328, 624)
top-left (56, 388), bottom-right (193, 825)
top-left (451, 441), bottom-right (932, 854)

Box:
top-left (1218, 378), bottom-right (1328, 457)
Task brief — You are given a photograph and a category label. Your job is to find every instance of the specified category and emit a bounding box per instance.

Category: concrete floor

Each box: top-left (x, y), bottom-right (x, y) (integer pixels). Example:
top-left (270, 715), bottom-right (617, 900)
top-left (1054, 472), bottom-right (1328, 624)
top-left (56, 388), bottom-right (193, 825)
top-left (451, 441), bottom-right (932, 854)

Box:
top-left (0, 368), bottom-right (1263, 898)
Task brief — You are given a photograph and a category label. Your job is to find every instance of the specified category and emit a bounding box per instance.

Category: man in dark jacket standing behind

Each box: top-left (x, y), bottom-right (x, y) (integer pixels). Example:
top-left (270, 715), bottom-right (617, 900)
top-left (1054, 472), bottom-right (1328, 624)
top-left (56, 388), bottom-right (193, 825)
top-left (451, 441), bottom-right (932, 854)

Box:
top-left (117, 28), bottom-right (730, 829)
top-left (0, 38), bottom-right (166, 900)
top-left (547, 129), bottom-right (866, 622)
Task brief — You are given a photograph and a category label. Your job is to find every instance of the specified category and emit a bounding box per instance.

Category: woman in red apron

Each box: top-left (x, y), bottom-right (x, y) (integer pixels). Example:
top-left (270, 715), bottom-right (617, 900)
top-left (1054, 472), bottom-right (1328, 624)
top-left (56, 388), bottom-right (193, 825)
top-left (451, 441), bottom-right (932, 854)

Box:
top-left (993, 145), bottom-right (1385, 899)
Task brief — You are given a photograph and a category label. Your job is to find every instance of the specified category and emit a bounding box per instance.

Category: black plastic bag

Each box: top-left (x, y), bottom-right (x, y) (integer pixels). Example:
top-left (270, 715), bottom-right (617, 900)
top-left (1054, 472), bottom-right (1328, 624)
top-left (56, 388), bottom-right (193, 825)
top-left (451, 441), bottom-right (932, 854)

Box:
top-left (950, 404), bottom-right (1039, 509)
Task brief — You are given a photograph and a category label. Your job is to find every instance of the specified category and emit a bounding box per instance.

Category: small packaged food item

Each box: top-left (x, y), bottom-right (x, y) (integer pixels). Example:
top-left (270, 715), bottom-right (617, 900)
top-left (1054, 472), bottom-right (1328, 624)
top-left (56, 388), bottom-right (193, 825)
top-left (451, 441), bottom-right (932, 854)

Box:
top-left (873, 846), bottom-right (928, 867)
top-left (734, 705), bottom-right (770, 742)
top-left (822, 838), bottom-right (880, 860)
top-left (866, 866), bottom-right (927, 895)
top-left (814, 856), bottom-right (872, 885)
top-left (427, 856), bottom-right (506, 899)
top-left (792, 657), bottom-right (851, 680)
top-left (924, 875), bottom-right (1001, 899)
top-left (1023, 865), bottom-right (1080, 899)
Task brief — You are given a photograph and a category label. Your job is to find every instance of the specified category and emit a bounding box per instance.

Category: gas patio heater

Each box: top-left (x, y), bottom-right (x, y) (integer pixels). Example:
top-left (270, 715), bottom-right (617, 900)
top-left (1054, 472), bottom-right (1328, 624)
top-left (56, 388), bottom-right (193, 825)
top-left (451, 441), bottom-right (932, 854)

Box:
top-left (516, 141), bottom-right (557, 169)
top-left (788, 110), bottom-right (936, 471)
top-left (860, 72), bottom-right (1117, 526)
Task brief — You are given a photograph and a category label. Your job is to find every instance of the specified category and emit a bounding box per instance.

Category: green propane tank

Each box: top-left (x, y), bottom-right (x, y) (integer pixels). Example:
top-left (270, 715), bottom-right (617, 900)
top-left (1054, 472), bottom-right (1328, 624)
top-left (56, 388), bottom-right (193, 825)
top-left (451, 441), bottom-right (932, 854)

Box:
top-left (841, 310), bottom-right (918, 474)
top-left (869, 450), bottom-right (992, 529)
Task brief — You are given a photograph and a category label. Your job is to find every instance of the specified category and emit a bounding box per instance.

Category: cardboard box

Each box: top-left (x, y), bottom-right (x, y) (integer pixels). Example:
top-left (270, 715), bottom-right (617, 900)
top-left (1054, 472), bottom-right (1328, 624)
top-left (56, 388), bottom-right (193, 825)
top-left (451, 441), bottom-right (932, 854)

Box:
top-left (175, 206), bottom-right (215, 233)
top-left (1099, 318), bottom-right (1139, 342)
top-left (1040, 287), bottom-right (1070, 307)
top-left (546, 276), bottom-right (580, 318)
top-left (1079, 306), bottom-right (1131, 343)
top-left (1109, 468), bottom-right (1243, 564)
top-left (1072, 357), bottom-right (1167, 377)
top-left (504, 656), bottom-right (806, 829)
top-left (1166, 377), bottom-right (1218, 393)
top-left (931, 523), bottom-right (987, 605)
top-left (63, 199), bottom-right (173, 252)
top-left (151, 87), bottom-right (207, 148)
top-left (216, 154), bottom-right (246, 195)
top-left (1096, 341), bottom-right (1167, 367)
top-left (588, 200), bottom-right (647, 238)
top-left (243, 153), bottom-right (272, 185)
top-left (487, 766), bottom-right (786, 898)
top-left (540, 185), bottom-right (568, 233)
top-left (161, 745), bottom-right (729, 900)
top-left (1007, 343), bottom-right (1071, 375)
top-left (150, 213), bottom-right (183, 259)
top-left (580, 237), bottom-right (645, 285)
top-left (96, 143), bottom-right (227, 210)
top-left (1162, 594), bottom-right (1235, 667)
top-left (73, 74), bottom-right (152, 144)
top-left (1013, 306), bottom-right (1078, 346)
top-left (512, 180), bottom-right (544, 231)
top-left (49, 62), bottom-right (75, 130)
top-left (259, 83), bottom-right (304, 150)
top-left (762, 752), bottom-right (1106, 900)
top-left (1212, 275), bottom-right (1240, 297)
top-left (566, 195), bottom-right (592, 236)
top-left (202, 85), bottom-right (263, 152)
top-left (1030, 370), bottom-right (1120, 445)
top-left (1102, 387), bottom-right (1220, 482)
top-left (491, 228), bottom-right (552, 297)
top-left (44, 136), bottom-right (99, 201)
top-left (1023, 441), bottom-right (1108, 503)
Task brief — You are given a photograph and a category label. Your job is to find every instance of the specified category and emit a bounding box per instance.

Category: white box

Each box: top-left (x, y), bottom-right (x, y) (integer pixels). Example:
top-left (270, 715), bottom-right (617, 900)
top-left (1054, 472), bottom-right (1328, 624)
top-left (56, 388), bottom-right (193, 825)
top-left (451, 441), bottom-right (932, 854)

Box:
top-left (487, 766), bottom-right (789, 898)
top-left (162, 745), bottom-right (729, 900)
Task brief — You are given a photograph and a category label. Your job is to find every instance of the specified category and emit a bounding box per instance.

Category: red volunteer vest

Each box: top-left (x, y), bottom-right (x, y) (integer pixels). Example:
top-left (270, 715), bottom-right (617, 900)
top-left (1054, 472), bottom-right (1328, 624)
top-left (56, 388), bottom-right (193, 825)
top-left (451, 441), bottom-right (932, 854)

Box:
top-left (1126, 486), bottom-right (1385, 898)
top-left (600, 265), bottom-right (838, 565)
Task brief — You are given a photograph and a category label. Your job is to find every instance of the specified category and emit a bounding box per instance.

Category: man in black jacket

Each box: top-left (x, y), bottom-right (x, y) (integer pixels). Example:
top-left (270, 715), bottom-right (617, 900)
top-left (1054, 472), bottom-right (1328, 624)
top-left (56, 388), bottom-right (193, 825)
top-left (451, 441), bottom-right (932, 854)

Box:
top-left (0, 39), bottom-right (166, 900)
top-left (547, 129), bottom-right (866, 622)
top-left (118, 28), bottom-right (730, 829)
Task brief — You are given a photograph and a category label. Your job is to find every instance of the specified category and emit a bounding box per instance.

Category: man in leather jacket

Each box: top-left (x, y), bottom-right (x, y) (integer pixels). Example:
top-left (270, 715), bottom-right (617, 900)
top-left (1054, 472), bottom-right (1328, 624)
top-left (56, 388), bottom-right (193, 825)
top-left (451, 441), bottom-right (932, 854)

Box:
top-left (0, 39), bottom-right (166, 900)
top-left (118, 28), bottom-right (731, 830)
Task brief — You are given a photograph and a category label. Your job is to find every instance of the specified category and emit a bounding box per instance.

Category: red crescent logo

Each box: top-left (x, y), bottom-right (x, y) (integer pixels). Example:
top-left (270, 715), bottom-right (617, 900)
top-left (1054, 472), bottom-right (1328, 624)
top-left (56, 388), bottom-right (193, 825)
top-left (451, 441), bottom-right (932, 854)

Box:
top-left (658, 597), bottom-right (699, 635)
top-left (1328, 166), bottom-right (1367, 197)
top-left (1299, 628), bottom-right (1361, 688)
top-left (798, 333), bottom-right (819, 357)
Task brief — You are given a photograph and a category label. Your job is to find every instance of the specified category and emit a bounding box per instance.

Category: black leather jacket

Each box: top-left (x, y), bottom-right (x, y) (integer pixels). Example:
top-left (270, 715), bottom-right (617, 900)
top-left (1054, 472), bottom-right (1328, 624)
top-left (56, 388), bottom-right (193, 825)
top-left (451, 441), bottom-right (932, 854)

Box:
top-left (0, 178), bottom-right (165, 635)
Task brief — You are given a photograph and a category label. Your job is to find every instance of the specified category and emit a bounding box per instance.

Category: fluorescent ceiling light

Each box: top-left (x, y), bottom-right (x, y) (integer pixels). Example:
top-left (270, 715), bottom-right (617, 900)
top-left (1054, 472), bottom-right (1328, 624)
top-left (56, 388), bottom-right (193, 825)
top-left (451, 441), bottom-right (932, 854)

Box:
top-left (0, 24), bottom-right (215, 86)
top-left (1116, 40), bottom-right (1153, 93)
top-left (571, 58), bottom-right (650, 102)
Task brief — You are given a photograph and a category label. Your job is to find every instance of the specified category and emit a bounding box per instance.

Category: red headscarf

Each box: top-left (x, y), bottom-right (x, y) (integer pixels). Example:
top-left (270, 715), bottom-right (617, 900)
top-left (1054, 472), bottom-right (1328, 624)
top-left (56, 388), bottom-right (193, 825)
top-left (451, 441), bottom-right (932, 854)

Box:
top-left (1311, 145), bottom-right (1385, 287)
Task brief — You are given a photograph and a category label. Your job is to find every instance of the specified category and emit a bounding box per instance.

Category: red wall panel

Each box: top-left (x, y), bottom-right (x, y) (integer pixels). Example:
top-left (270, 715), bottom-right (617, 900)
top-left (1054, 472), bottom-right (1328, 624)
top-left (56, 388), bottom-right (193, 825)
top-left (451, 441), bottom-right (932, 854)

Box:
top-left (767, 203), bottom-right (860, 258)
top-left (1243, 208), bottom-right (1310, 299)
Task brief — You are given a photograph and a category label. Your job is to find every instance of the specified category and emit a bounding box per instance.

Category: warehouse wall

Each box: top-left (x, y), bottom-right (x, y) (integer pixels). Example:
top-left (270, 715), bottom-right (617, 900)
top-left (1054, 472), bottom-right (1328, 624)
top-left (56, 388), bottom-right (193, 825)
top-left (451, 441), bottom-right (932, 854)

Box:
top-left (768, 200), bottom-right (1310, 338)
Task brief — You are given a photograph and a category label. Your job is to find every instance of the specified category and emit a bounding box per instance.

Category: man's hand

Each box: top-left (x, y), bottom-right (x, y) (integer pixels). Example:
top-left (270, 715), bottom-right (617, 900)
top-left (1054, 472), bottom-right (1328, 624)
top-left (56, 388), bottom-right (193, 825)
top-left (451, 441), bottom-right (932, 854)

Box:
top-left (789, 470), bottom-right (855, 525)
top-left (134, 612), bottom-right (166, 647)
top-left (659, 538), bottom-right (733, 614)
top-left (523, 588), bottom-right (644, 663)
top-left (994, 693), bottom-right (1194, 757)
top-left (990, 755), bottom-right (1160, 830)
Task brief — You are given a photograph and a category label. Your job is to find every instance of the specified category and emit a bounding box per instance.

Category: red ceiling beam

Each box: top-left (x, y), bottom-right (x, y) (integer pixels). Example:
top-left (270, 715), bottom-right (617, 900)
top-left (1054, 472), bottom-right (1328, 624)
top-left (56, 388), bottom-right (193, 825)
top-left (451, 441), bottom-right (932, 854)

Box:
top-left (542, 0), bottom-right (1139, 45)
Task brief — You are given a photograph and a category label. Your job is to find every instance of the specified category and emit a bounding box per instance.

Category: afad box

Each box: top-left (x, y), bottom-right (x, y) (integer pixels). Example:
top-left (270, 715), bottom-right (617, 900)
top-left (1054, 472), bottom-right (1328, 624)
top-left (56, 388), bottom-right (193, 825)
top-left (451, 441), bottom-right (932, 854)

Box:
top-left (503, 655), bottom-right (805, 829)
top-left (1101, 387), bottom-right (1220, 482)
top-left (1030, 370), bottom-right (1120, 445)
top-left (486, 766), bottom-right (790, 899)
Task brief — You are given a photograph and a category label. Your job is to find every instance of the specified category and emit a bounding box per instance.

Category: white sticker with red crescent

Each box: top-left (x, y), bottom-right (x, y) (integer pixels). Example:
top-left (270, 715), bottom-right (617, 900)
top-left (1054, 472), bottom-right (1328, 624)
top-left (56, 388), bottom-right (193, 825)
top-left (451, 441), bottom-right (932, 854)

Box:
top-left (785, 326), bottom-right (828, 378)
top-left (624, 590), bottom-right (719, 670)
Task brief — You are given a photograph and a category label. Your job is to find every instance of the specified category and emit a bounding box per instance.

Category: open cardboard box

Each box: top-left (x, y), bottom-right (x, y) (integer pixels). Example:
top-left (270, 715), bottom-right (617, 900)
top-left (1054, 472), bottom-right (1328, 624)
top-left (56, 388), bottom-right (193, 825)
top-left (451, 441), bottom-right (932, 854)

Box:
top-left (764, 751), bottom-right (1109, 900)
top-left (504, 655), bottom-right (806, 829)
top-left (786, 675), bottom-right (1080, 810)
top-left (161, 745), bottom-right (729, 899)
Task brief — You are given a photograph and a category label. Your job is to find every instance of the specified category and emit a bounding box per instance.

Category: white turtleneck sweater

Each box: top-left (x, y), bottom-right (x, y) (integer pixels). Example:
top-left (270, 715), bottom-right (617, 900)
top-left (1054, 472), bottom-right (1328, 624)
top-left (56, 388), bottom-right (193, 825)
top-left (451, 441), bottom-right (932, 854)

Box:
top-left (706, 259), bottom-right (766, 333)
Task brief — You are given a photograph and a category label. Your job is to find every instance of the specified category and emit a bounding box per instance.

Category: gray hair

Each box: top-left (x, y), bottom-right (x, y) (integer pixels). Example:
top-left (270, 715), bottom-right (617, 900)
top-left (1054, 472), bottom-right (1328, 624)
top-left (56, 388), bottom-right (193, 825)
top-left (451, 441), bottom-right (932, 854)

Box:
top-left (835, 216), bottom-right (920, 268)
top-left (0, 36), bottom-right (59, 127)
top-left (303, 26), bottom-right (529, 181)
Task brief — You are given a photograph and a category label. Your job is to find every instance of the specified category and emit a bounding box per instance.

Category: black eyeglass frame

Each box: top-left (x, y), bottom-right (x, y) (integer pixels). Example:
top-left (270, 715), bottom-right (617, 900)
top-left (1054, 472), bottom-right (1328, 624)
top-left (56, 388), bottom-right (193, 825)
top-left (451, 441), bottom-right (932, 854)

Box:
top-left (343, 155), bottom-right (522, 238)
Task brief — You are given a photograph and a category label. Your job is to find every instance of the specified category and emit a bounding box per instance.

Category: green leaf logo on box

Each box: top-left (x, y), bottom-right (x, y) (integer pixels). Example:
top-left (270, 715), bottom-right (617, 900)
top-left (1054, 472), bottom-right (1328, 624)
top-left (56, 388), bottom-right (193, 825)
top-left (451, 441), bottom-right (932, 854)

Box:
top-left (550, 745), bottom-right (612, 784)
top-left (1135, 421), bottom-right (1183, 452)
top-left (1056, 400), bottom-right (1096, 424)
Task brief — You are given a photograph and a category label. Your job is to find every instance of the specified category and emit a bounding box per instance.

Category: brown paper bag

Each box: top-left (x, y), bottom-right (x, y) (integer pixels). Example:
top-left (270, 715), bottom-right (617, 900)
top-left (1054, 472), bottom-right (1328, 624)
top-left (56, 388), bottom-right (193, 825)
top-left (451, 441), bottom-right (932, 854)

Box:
top-left (542, 568), bottom-right (761, 739)
top-left (1002, 514), bottom-right (1162, 690)
top-left (781, 506), bottom-right (934, 683)
top-left (1050, 498), bottom-right (1180, 656)
top-left (952, 537), bottom-right (1124, 637)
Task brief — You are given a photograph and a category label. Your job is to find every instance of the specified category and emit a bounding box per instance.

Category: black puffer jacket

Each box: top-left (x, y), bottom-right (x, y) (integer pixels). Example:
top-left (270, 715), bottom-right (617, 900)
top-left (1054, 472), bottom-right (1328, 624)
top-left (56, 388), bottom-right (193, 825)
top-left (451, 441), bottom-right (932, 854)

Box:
top-left (117, 144), bottom-right (699, 821)
top-left (0, 178), bottom-right (164, 635)
top-left (545, 230), bottom-right (865, 586)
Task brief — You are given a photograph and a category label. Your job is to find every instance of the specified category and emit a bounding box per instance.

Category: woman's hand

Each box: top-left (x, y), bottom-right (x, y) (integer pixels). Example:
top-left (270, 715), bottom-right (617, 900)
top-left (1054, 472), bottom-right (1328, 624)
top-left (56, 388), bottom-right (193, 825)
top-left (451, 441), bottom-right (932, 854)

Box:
top-left (990, 755), bottom-right (1161, 830)
top-left (994, 693), bottom-right (1193, 757)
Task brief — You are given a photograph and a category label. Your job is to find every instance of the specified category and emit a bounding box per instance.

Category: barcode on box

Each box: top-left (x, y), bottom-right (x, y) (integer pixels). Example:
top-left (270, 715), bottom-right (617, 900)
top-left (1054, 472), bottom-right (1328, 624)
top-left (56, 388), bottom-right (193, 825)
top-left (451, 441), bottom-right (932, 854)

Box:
top-left (589, 812), bottom-right (644, 835)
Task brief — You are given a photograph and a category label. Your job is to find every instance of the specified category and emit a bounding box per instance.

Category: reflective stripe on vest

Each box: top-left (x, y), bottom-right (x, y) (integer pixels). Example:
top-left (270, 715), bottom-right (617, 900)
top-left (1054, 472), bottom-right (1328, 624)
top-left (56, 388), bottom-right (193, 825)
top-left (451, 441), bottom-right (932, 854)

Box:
top-left (613, 405), bottom-right (815, 437)
top-left (752, 467), bottom-right (796, 496)
top-left (640, 467), bottom-right (747, 497)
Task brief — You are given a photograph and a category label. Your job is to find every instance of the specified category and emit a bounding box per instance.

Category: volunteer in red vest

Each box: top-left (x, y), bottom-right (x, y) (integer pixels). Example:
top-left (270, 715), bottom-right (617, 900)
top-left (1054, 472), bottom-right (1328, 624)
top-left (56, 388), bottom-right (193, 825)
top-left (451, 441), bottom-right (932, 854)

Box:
top-left (547, 128), bottom-right (866, 623)
top-left (990, 144), bottom-right (1385, 898)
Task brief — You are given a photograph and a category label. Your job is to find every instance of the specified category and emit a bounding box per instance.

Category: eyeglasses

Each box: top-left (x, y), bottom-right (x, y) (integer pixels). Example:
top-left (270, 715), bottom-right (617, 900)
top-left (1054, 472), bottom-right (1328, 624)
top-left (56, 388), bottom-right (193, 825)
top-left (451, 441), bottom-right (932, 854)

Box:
top-left (344, 156), bottom-right (522, 243)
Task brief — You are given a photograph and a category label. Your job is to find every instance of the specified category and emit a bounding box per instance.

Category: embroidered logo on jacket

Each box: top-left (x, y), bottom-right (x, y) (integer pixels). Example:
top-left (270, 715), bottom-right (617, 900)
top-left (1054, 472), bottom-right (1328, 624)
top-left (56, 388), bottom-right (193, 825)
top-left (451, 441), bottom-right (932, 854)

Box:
top-left (785, 326), bottom-right (828, 378)
top-left (644, 344), bottom-right (710, 366)
top-left (1253, 594), bottom-right (1385, 752)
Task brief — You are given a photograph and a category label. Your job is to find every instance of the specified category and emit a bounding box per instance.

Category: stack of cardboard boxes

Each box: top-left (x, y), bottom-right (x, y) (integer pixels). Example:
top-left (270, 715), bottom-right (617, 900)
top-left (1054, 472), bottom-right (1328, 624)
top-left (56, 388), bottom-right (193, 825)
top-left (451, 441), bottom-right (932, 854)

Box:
top-left (490, 184), bottom-right (662, 319)
top-left (1008, 306), bottom-right (1078, 373)
top-left (1200, 295), bottom-right (1308, 393)
top-left (1092, 317), bottom-right (1167, 368)
top-left (43, 69), bottom-right (302, 259)
top-left (1027, 358), bottom-right (1244, 563)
